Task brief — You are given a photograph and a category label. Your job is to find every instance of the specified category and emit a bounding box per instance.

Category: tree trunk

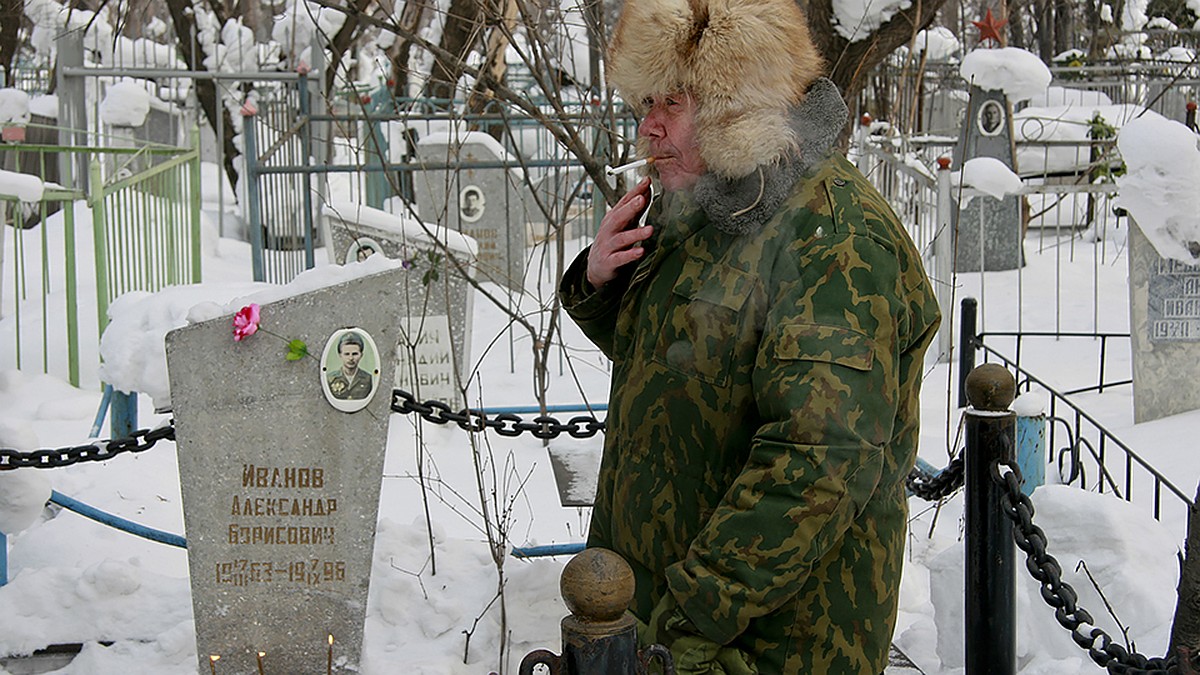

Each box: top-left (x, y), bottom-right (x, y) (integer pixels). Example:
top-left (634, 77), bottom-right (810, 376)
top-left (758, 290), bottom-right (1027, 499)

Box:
top-left (163, 0), bottom-right (241, 195)
top-left (1036, 0), bottom-right (1055, 63)
top-left (323, 0), bottom-right (376, 95)
top-left (387, 0), bottom-right (431, 97)
top-left (423, 0), bottom-right (485, 107)
top-left (1054, 0), bottom-right (1072, 56)
top-left (0, 0), bottom-right (22, 84)
top-left (803, 0), bottom-right (947, 121)
top-left (467, 0), bottom-right (518, 140)
top-left (1170, 481), bottom-right (1200, 657)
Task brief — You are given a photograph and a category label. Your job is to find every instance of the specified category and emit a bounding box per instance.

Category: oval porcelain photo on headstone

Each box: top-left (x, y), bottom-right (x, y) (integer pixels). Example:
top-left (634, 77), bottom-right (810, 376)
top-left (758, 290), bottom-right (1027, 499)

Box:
top-left (459, 184), bottom-right (486, 223)
top-left (321, 328), bottom-right (381, 412)
top-left (346, 237), bottom-right (382, 264)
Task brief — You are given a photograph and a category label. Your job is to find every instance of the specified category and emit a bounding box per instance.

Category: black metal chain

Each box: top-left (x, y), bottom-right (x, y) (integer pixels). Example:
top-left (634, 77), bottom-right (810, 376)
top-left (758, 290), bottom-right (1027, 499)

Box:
top-left (0, 424), bottom-right (175, 469)
top-left (390, 389), bottom-right (606, 440)
top-left (906, 457), bottom-right (964, 501)
top-left (992, 459), bottom-right (1182, 675)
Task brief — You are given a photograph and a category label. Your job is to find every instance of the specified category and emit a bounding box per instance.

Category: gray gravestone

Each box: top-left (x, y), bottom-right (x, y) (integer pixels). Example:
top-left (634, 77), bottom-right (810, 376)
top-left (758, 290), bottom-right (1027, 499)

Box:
top-left (1127, 219), bottom-right (1200, 422)
top-left (412, 132), bottom-right (526, 291)
top-left (322, 201), bottom-right (475, 409)
top-left (166, 268), bottom-right (409, 674)
top-left (952, 86), bottom-right (1025, 272)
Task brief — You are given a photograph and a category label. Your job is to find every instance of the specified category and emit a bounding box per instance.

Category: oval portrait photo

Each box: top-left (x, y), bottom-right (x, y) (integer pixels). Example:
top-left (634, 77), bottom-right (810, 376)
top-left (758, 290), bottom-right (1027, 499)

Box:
top-left (977, 100), bottom-right (1005, 137)
top-left (320, 328), bottom-right (381, 413)
top-left (347, 237), bottom-right (383, 264)
top-left (459, 185), bottom-right (486, 223)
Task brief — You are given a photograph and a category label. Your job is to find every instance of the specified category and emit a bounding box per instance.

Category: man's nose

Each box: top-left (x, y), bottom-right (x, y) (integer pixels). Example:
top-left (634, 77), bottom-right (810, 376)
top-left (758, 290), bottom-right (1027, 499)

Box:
top-left (639, 107), bottom-right (665, 139)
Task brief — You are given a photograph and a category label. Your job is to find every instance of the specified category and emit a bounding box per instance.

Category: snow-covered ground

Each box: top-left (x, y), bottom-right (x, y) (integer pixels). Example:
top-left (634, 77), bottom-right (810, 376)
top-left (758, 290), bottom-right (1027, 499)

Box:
top-left (0, 155), bottom-right (1196, 675)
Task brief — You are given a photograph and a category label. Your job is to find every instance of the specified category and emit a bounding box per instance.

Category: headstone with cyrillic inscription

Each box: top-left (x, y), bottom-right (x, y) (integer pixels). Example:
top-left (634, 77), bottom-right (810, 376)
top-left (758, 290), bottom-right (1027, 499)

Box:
top-left (412, 131), bottom-right (526, 291)
top-left (1127, 218), bottom-right (1200, 422)
top-left (165, 267), bottom-right (409, 674)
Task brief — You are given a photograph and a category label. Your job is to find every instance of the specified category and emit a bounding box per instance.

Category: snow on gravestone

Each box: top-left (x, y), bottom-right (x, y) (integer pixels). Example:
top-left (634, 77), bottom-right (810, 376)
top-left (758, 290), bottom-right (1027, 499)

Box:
top-left (412, 131), bottom-right (526, 292)
top-left (951, 85), bottom-right (1024, 272)
top-left (322, 200), bottom-right (477, 409)
top-left (1117, 116), bottom-right (1200, 423)
top-left (952, 48), bottom-right (1050, 272)
top-left (165, 268), bottom-right (408, 674)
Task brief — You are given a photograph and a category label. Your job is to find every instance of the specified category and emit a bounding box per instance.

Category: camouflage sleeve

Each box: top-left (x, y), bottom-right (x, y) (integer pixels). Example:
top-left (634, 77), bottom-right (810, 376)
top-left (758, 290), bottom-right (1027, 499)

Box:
top-left (558, 247), bottom-right (629, 359)
top-left (664, 225), bottom-right (912, 646)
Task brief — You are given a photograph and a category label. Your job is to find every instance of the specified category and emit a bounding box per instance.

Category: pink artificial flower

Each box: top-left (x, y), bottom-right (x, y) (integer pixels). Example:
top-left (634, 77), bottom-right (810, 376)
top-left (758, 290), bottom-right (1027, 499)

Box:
top-left (232, 304), bottom-right (261, 341)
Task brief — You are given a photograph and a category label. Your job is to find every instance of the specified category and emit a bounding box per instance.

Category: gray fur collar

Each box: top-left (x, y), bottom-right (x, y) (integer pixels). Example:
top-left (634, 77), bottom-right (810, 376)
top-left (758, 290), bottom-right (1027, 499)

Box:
top-left (692, 78), bottom-right (849, 235)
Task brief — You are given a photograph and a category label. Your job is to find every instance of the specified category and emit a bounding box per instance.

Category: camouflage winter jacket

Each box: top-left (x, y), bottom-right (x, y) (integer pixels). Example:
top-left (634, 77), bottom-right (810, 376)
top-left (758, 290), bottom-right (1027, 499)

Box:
top-left (559, 148), bottom-right (941, 672)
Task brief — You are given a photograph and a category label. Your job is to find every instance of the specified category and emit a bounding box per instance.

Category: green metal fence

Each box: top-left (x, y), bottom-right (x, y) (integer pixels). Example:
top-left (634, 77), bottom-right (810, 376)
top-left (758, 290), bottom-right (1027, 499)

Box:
top-left (0, 129), bottom-right (201, 387)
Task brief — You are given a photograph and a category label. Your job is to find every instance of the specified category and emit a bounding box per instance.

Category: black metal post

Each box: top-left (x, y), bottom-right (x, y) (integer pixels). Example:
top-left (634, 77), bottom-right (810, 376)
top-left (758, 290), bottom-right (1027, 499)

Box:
top-left (964, 363), bottom-right (1017, 675)
top-left (519, 548), bottom-right (673, 675)
top-left (958, 297), bottom-right (979, 408)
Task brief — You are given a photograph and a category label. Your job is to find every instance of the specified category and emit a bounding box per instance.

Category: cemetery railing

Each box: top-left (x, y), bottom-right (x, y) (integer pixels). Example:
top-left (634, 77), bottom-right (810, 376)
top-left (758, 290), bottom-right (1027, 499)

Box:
top-left (0, 130), bottom-right (202, 387)
top-left (958, 297), bottom-right (1193, 532)
top-left (859, 54), bottom-right (1200, 138)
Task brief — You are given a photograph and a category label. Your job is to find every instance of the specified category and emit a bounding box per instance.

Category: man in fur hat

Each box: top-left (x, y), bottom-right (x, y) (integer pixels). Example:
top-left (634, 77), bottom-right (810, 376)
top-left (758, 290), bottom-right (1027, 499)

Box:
top-left (558, 0), bottom-right (941, 672)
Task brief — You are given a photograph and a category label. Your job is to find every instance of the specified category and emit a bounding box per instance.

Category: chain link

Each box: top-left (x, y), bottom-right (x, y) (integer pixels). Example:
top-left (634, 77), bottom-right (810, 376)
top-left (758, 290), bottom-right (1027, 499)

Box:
top-left (993, 460), bottom-right (1180, 675)
top-left (4, 388), bottom-right (1187, 675)
top-left (0, 424), bottom-right (175, 469)
top-left (906, 457), bottom-right (964, 501)
top-left (390, 389), bottom-right (606, 440)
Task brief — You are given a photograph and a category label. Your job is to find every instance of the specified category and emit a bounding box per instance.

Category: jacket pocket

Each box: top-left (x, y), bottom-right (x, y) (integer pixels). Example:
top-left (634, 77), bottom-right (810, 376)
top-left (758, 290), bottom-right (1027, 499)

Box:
top-left (775, 323), bottom-right (875, 371)
top-left (654, 263), bottom-right (755, 387)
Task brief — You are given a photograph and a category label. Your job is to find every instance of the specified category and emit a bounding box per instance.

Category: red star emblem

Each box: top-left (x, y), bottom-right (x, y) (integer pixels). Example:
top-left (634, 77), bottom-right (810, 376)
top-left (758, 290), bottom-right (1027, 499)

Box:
top-left (973, 9), bottom-right (1008, 46)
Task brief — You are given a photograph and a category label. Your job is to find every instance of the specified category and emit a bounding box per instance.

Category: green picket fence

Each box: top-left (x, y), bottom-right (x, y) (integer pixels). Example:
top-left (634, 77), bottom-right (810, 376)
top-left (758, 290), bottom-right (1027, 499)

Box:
top-left (0, 128), bottom-right (201, 387)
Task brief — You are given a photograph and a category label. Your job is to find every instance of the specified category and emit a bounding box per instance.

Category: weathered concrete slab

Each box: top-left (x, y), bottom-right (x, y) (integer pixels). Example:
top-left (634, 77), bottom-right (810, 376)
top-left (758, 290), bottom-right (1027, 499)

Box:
top-left (166, 267), bottom-right (409, 674)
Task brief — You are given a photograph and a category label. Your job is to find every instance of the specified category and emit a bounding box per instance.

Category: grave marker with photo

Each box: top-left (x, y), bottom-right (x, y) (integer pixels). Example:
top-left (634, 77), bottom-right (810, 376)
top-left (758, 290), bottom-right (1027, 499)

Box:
top-left (165, 267), bottom-right (410, 674)
top-left (412, 132), bottom-right (527, 291)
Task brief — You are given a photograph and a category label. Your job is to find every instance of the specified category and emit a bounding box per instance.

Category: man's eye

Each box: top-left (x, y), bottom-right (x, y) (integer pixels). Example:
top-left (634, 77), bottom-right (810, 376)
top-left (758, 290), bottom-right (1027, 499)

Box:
top-left (665, 97), bottom-right (680, 107)
top-left (641, 97), bottom-right (655, 108)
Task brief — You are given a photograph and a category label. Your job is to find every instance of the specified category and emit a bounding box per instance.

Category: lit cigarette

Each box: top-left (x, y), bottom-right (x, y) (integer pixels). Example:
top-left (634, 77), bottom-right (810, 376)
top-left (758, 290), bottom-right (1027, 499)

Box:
top-left (605, 157), bottom-right (655, 176)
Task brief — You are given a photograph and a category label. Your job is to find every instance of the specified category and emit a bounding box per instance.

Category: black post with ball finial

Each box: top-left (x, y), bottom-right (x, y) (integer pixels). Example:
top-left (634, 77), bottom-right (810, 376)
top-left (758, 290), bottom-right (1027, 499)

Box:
top-left (519, 548), bottom-right (674, 674)
top-left (964, 363), bottom-right (1017, 675)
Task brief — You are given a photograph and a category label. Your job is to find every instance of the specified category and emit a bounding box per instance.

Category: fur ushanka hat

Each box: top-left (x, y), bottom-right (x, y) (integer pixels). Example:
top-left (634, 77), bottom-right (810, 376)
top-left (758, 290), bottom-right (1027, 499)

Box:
top-left (607, 0), bottom-right (826, 180)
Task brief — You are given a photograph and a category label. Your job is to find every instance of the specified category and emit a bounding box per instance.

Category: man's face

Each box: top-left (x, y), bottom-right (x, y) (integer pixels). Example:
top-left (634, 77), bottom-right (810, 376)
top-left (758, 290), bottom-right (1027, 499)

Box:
top-left (639, 92), bottom-right (706, 192)
top-left (339, 344), bottom-right (362, 371)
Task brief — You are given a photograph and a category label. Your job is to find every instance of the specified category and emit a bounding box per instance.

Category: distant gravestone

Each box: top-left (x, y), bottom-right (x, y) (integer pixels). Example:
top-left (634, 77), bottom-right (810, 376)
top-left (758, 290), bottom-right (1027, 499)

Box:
top-left (166, 268), bottom-right (409, 674)
top-left (412, 131), bottom-right (526, 291)
top-left (322, 201), bottom-right (476, 409)
top-left (952, 86), bottom-right (1025, 272)
top-left (1127, 219), bottom-right (1200, 422)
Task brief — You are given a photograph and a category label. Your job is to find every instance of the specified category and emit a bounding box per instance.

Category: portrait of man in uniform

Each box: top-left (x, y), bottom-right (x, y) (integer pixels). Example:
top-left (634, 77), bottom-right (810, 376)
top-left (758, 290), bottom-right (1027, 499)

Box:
top-left (321, 329), bottom-right (380, 412)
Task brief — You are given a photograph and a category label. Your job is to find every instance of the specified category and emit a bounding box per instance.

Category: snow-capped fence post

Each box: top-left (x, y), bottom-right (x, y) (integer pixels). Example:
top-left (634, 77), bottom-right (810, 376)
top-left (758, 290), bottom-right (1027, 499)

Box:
top-left (963, 363), bottom-right (1017, 675)
top-left (518, 548), bottom-right (673, 674)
